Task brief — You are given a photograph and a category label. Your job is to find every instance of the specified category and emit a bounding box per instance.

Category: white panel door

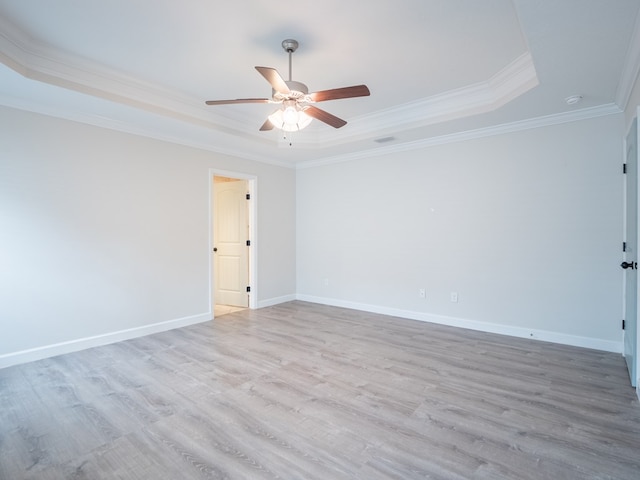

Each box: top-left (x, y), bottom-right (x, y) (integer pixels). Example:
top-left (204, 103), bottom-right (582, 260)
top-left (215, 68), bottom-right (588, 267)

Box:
top-left (214, 179), bottom-right (249, 307)
top-left (623, 117), bottom-right (638, 387)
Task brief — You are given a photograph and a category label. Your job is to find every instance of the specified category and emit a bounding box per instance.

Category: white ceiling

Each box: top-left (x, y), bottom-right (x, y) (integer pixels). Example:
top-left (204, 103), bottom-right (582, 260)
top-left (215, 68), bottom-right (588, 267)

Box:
top-left (0, 0), bottom-right (639, 167)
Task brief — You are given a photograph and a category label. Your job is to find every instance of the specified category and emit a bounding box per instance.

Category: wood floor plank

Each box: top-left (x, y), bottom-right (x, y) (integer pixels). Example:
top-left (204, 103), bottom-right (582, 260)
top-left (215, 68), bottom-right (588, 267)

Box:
top-left (1, 301), bottom-right (639, 479)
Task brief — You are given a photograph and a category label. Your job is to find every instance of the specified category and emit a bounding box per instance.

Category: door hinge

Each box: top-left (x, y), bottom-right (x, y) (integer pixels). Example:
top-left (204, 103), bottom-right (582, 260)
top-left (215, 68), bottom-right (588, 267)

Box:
top-left (622, 319), bottom-right (626, 330)
top-left (623, 241), bottom-right (627, 252)
top-left (246, 193), bottom-right (250, 200)
top-left (246, 286), bottom-right (251, 293)
top-left (623, 163), bottom-right (628, 174)
top-left (246, 240), bottom-right (251, 246)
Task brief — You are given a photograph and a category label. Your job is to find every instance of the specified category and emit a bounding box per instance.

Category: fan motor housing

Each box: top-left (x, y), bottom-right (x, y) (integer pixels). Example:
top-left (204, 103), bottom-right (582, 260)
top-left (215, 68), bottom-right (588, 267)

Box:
top-left (285, 80), bottom-right (308, 95)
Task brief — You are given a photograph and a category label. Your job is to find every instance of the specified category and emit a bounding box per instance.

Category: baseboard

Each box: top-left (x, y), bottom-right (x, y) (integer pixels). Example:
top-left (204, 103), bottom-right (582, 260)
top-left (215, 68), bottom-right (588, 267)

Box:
top-left (257, 294), bottom-right (297, 309)
top-left (296, 294), bottom-right (622, 354)
top-left (1, 296), bottom-right (624, 370)
top-left (0, 312), bottom-right (212, 370)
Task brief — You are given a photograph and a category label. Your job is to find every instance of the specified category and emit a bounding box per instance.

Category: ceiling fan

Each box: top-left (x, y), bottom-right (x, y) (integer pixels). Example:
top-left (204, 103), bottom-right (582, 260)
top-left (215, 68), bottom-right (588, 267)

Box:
top-left (205, 39), bottom-right (370, 132)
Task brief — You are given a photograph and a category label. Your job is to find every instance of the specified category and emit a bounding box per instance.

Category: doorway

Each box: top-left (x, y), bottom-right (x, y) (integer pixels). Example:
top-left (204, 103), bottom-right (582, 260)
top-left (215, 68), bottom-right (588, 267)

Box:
top-left (211, 172), bottom-right (256, 317)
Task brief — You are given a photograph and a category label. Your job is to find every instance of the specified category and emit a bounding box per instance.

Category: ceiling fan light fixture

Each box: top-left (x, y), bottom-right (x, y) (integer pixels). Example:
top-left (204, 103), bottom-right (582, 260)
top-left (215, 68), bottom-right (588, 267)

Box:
top-left (268, 103), bottom-right (313, 132)
top-left (205, 39), bottom-right (369, 131)
top-left (283, 105), bottom-right (299, 124)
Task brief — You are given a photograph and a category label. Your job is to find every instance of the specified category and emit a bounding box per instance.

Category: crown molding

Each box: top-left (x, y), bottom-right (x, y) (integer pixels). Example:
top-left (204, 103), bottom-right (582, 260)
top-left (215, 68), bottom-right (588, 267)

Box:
top-left (615, 7), bottom-right (640, 110)
top-left (0, 95), bottom-right (294, 169)
top-left (297, 103), bottom-right (622, 169)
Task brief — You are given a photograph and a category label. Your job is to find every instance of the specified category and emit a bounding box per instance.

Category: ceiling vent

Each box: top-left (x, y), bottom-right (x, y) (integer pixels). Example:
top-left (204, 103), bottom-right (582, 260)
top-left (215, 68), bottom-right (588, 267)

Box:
top-left (374, 136), bottom-right (396, 144)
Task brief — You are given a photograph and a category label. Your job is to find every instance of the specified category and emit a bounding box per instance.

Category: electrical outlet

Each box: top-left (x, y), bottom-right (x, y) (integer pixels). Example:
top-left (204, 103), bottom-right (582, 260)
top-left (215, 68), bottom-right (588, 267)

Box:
top-left (323, 278), bottom-right (329, 286)
top-left (450, 292), bottom-right (458, 303)
top-left (419, 289), bottom-right (426, 298)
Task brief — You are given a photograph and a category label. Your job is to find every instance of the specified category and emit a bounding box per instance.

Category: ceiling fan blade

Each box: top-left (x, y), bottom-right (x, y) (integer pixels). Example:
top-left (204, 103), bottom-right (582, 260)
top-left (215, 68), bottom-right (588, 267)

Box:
top-left (255, 66), bottom-right (290, 94)
top-left (305, 106), bottom-right (347, 128)
top-left (308, 85), bottom-right (370, 102)
top-left (205, 98), bottom-right (271, 105)
top-left (259, 118), bottom-right (274, 131)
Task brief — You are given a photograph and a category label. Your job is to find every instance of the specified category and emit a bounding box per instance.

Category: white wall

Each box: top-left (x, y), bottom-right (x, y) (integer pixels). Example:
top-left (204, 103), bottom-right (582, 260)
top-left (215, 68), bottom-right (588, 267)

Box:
top-left (297, 114), bottom-right (624, 351)
top-left (0, 104), bottom-right (628, 365)
top-left (0, 106), bottom-right (296, 364)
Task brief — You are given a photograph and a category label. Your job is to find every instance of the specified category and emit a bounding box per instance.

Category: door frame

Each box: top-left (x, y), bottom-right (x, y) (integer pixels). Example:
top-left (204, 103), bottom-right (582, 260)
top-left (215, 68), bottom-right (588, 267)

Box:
top-left (209, 169), bottom-right (258, 315)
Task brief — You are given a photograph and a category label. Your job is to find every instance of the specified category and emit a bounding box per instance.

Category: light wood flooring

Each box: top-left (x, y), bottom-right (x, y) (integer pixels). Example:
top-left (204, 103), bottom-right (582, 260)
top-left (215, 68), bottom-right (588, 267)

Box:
top-left (214, 304), bottom-right (247, 318)
top-left (1, 301), bottom-right (639, 479)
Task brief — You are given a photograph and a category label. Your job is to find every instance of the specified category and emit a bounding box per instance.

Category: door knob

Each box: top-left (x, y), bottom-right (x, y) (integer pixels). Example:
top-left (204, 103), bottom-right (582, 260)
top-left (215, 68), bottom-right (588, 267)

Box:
top-left (621, 261), bottom-right (637, 269)
top-left (213, 247), bottom-right (218, 252)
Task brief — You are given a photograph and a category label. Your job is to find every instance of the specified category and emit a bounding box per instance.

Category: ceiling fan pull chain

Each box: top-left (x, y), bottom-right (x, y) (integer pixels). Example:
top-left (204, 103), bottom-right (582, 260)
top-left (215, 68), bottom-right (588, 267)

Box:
top-left (283, 129), bottom-right (294, 147)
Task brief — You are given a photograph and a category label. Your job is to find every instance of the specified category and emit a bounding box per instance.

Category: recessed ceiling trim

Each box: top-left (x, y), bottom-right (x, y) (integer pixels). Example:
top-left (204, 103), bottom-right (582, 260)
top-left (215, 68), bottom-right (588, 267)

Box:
top-left (335, 52), bottom-right (539, 138)
top-left (0, 16), bottom-right (538, 152)
top-left (259, 52), bottom-right (539, 151)
top-left (0, 17), bottom-right (269, 142)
